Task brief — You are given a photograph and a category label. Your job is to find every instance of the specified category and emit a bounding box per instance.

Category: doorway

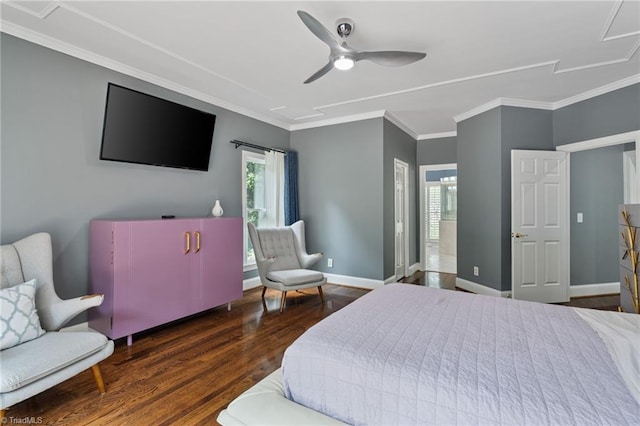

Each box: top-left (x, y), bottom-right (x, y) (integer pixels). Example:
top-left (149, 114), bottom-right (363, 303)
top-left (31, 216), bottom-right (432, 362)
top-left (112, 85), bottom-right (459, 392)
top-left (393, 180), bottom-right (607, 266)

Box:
top-left (394, 159), bottom-right (410, 279)
top-left (548, 130), bottom-right (639, 297)
top-left (419, 164), bottom-right (457, 274)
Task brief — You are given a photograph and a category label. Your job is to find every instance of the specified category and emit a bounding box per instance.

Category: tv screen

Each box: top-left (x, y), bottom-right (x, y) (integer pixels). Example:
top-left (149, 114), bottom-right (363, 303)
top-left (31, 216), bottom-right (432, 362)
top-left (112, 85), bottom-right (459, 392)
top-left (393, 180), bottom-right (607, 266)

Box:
top-left (100, 83), bottom-right (216, 171)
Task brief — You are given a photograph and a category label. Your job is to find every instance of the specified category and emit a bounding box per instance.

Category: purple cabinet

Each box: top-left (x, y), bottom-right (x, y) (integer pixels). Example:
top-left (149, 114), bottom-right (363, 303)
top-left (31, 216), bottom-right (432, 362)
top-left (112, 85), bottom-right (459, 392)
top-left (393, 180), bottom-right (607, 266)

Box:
top-left (89, 217), bottom-right (242, 344)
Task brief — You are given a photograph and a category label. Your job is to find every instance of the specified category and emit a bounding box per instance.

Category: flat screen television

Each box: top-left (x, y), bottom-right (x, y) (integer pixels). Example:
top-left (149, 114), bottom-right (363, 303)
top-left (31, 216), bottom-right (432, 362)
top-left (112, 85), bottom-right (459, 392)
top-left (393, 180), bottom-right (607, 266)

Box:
top-left (100, 83), bottom-right (216, 171)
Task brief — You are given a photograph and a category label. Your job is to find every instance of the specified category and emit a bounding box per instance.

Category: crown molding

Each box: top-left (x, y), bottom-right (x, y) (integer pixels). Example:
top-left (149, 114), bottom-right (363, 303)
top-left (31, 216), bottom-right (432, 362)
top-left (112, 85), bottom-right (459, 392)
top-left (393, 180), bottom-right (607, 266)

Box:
top-left (453, 98), bottom-right (501, 123)
top-left (454, 97), bottom-right (554, 123)
top-left (0, 20), bottom-right (291, 131)
top-left (454, 74), bottom-right (640, 123)
top-left (384, 111), bottom-right (418, 139)
top-left (552, 74), bottom-right (640, 109)
top-left (289, 110), bottom-right (386, 131)
top-left (2, 15), bottom-right (638, 137)
top-left (417, 131), bottom-right (458, 141)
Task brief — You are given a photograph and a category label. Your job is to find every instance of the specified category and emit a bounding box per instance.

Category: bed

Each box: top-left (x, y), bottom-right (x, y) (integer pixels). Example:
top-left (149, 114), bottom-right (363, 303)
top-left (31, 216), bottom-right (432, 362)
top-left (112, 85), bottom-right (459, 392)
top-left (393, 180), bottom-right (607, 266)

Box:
top-left (217, 284), bottom-right (640, 425)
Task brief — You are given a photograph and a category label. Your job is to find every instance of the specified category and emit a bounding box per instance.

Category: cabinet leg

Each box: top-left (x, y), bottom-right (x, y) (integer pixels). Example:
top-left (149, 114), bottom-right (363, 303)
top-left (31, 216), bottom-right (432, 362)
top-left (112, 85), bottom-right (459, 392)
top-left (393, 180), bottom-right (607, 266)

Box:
top-left (127, 335), bottom-right (133, 346)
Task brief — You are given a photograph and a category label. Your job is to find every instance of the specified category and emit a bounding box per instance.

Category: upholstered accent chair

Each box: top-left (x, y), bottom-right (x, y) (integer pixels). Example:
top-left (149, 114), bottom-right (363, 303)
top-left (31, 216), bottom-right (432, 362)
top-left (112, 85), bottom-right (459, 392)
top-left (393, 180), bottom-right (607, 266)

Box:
top-left (0, 233), bottom-right (114, 419)
top-left (248, 221), bottom-right (327, 313)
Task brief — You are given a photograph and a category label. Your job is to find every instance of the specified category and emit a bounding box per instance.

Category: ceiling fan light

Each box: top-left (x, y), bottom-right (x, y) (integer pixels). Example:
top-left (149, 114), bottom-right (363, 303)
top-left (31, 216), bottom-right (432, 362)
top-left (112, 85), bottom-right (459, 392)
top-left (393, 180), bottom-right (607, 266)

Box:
top-left (334, 56), bottom-right (354, 70)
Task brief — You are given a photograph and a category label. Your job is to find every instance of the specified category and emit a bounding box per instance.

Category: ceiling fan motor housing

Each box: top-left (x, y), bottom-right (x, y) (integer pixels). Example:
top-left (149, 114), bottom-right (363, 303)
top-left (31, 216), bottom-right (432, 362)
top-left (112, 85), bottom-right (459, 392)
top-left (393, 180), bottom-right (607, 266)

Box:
top-left (335, 18), bottom-right (355, 38)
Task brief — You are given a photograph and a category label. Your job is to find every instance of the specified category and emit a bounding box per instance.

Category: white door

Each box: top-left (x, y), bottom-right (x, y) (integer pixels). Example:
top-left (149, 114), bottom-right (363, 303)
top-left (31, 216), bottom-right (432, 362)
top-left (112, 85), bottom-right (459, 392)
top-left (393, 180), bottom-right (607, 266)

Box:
top-left (511, 150), bottom-right (569, 303)
top-left (395, 159), bottom-right (409, 279)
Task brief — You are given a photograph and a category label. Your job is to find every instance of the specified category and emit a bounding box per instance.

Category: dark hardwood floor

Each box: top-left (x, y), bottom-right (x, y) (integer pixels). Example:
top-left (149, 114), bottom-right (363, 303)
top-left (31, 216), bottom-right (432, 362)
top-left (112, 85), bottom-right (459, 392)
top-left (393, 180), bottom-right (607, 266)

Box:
top-left (4, 275), bottom-right (621, 425)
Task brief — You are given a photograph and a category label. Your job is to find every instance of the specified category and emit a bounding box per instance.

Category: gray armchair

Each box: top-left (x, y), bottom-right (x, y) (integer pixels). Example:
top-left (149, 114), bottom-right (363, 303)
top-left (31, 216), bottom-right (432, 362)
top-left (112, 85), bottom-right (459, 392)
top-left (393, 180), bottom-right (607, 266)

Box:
top-left (248, 220), bottom-right (327, 312)
top-left (0, 233), bottom-right (114, 419)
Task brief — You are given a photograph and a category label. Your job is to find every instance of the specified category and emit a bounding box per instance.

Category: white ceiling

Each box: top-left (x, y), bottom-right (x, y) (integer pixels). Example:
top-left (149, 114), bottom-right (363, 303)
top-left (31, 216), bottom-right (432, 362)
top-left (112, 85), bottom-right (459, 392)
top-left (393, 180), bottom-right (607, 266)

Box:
top-left (2, 1), bottom-right (639, 138)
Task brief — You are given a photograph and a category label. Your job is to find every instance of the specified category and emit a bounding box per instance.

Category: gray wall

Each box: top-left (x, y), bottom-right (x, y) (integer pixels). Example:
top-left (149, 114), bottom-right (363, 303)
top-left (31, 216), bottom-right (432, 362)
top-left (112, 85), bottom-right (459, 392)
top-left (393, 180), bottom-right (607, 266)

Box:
top-left (500, 107), bottom-right (554, 286)
top-left (456, 108), bottom-right (503, 290)
top-left (570, 145), bottom-right (624, 285)
top-left (291, 119), bottom-right (384, 280)
top-left (1, 34), bottom-right (290, 315)
top-left (457, 107), bottom-right (554, 292)
top-left (383, 119), bottom-right (418, 279)
top-left (553, 84), bottom-right (637, 286)
top-left (417, 136), bottom-right (457, 165)
top-left (554, 84), bottom-right (640, 146)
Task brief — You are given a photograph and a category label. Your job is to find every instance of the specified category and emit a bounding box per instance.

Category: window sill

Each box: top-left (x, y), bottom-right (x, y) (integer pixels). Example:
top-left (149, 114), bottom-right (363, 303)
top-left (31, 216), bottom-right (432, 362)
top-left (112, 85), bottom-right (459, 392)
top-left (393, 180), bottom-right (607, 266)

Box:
top-left (243, 263), bottom-right (257, 272)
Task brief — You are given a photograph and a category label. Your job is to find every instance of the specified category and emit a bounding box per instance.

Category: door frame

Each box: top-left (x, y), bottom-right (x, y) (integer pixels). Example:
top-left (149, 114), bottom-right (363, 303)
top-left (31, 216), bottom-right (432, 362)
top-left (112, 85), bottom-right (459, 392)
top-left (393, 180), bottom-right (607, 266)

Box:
top-left (554, 130), bottom-right (639, 296)
top-left (419, 163), bottom-right (457, 271)
top-left (394, 158), bottom-right (410, 279)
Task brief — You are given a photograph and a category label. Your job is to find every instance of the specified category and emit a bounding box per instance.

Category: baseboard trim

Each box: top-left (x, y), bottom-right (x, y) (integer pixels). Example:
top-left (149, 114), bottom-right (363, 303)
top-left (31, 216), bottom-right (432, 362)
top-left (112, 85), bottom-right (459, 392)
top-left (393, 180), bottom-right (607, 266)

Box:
top-left (245, 273), bottom-right (385, 291)
top-left (384, 275), bottom-right (397, 284)
top-left (570, 282), bottom-right (620, 298)
top-left (243, 276), bottom-right (262, 291)
top-left (408, 263), bottom-right (421, 276)
top-left (325, 273), bottom-right (385, 290)
top-left (453, 280), bottom-right (620, 299)
top-left (455, 278), bottom-right (509, 297)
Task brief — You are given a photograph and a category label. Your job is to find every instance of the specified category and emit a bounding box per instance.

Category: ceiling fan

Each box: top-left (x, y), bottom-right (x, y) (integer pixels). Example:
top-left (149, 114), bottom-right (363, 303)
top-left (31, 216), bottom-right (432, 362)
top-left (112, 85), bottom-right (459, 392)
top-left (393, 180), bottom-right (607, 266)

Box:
top-left (297, 10), bottom-right (427, 84)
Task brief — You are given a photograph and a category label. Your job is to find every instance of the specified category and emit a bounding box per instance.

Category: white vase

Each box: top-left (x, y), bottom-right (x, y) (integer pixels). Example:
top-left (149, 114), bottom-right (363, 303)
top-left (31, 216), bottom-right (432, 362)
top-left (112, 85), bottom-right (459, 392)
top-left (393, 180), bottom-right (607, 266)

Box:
top-left (212, 200), bottom-right (224, 217)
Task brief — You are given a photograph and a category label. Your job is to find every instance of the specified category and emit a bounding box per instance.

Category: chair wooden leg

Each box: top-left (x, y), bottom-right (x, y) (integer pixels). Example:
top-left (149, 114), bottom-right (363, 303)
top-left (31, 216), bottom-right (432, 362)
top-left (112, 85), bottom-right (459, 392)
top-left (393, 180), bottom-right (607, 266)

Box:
top-left (1, 409), bottom-right (5, 422)
top-left (91, 364), bottom-right (106, 394)
top-left (317, 286), bottom-right (325, 305)
top-left (261, 286), bottom-right (267, 299)
top-left (280, 291), bottom-right (287, 313)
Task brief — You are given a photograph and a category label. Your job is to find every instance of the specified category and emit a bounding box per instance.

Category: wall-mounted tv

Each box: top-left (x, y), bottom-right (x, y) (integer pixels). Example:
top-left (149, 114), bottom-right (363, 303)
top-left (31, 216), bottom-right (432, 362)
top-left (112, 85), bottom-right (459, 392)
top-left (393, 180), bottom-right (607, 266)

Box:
top-left (100, 83), bottom-right (216, 171)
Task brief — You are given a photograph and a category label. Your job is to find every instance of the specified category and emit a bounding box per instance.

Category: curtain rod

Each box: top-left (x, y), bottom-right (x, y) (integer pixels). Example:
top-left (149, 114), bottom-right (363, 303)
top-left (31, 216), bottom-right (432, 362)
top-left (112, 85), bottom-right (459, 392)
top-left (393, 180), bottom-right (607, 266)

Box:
top-left (230, 139), bottom-right (286, 154)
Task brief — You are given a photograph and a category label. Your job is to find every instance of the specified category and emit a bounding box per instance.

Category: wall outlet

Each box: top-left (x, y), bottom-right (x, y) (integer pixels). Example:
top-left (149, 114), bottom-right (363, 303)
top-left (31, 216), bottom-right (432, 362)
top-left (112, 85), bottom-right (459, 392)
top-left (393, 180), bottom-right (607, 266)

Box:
top-left (328, 258), bottom-right (333, 268)
top-left (473, 266), bottom-right (479, 276)
top-left (577, 212), bottom-right (583, 223)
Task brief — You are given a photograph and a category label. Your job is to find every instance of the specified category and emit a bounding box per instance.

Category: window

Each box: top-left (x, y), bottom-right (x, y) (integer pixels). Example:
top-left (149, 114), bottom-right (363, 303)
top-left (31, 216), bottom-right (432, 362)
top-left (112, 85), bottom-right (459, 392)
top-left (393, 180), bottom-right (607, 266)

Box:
top-left (242, 150), bottom-right (285, 268)
top-left (242, 151), bottom-right (266, 266)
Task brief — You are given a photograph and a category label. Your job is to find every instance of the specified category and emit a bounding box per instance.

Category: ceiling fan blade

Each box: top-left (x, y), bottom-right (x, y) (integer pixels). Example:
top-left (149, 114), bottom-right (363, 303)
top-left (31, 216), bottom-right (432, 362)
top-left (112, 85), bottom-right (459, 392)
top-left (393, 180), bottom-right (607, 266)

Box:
top-left (355, 51), bottom-right (426, 67)
top-left (304, 61), bottom-right (334, 84)
top-left (297, 11), bottom-right (340, 49)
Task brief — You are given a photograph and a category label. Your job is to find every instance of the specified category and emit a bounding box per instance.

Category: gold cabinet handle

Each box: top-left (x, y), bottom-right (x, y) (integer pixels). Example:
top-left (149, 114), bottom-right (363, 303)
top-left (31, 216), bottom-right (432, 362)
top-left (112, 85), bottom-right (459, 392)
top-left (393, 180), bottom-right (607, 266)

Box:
top-left (184, 232), bottom-right (191, 254)
top-left (195, 231), bottom-right (201, 253)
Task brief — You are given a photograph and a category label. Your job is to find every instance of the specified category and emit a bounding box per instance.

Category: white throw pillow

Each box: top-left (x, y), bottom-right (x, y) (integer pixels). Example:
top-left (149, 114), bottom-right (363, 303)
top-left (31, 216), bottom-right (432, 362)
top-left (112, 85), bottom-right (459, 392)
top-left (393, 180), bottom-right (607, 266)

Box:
top-left (0, 279), bottom-right (45, 350)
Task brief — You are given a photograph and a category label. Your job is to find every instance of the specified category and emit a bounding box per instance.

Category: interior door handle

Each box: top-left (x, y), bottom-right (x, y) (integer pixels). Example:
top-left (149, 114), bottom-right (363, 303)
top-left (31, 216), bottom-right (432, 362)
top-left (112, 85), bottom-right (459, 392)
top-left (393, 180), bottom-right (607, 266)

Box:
top-left (512, 232), bottom-right (528, 239)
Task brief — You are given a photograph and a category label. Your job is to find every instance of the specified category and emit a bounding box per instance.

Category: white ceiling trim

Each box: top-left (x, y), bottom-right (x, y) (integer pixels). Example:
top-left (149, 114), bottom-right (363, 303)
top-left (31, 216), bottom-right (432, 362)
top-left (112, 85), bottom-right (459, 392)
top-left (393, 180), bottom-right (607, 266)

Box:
top-left (314, 60), bottom-right (559, 112)
top-left (454, 74), bottom-right (640, 123)
top-left (1, 3), bottom-right (638, 140)
top-left (599, 0), bottom-right (640, 41)
top-left (294, 112), bottom-right (326, 120)
top-left (57, 2), bottom-right (263, 97)
top-left (384, 111), bottom-right (418, 139)
top-left (4, 0), bottom-right (59, 19)
top-left (289, 110), bottom-right (386, 132)
top-left (417, 131), bottom-right (458, 141)
top-left (553, 73), bottom-right (640, 109)
top-left (0, 20), bottom-right (291, 131)
top-left (453, 97), bottom-right (554, 123)
top-left (554, 38), bottom-right (640, 74)
top-left (600, 0), bottom-right (623, 41)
